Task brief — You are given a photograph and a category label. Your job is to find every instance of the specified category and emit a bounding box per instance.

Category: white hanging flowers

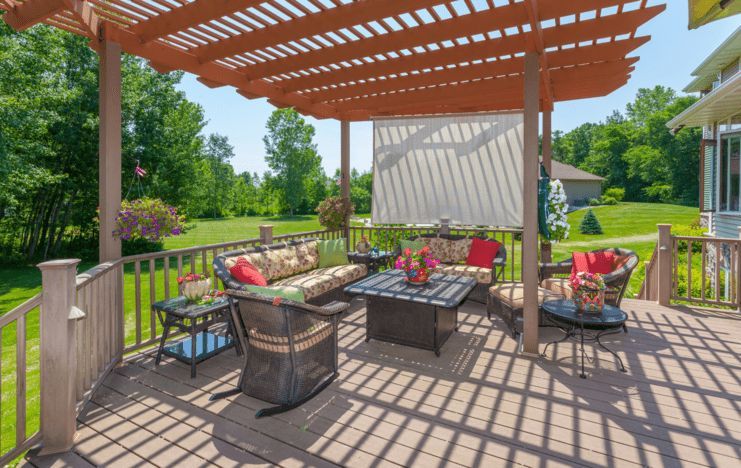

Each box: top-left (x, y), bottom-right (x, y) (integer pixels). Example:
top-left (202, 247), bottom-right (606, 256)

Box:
top-left (547, 179), bottom-right (570, 242)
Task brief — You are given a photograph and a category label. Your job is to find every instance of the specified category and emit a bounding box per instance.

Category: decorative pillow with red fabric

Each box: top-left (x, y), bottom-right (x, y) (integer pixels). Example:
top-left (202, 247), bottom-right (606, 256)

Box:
top-left (571, 251), bottom-right (615, 278)
top-left (466, 237), bottom-right (501, 269)
top-left (229, 257), bottom-right (267, 286)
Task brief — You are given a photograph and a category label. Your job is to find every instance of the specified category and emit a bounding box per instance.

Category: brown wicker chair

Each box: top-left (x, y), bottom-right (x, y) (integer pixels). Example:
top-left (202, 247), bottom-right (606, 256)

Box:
top-left (210, 289), bottom-right (349, 418)
top-left (539, 248), bottom-right (639, 307)
top-left (405, 233), bottom-right (507, 303)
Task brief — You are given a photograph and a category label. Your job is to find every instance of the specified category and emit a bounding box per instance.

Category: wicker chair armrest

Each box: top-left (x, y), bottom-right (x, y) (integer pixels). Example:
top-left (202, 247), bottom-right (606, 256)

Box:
top-left (226, 289), bottom-right (350, 318)
top-left (539, 261), bottom-right (571, 278)
top-left (492, 257), bottom-right (506, 268)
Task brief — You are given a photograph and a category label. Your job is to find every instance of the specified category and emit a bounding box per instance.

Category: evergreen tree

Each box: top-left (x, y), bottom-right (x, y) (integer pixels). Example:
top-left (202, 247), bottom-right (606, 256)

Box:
top-left (579, 209), bottom-right (603, 235)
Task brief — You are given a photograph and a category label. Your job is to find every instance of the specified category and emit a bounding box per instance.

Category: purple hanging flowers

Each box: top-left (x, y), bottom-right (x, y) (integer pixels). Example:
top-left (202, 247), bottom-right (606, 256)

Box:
top-left (112, 198), bottom-right (186, 242)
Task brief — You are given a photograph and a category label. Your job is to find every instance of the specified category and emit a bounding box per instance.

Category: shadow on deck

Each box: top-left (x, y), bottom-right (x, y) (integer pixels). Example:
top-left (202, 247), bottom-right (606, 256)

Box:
top-left (24, 299), bottom-right (741, 467)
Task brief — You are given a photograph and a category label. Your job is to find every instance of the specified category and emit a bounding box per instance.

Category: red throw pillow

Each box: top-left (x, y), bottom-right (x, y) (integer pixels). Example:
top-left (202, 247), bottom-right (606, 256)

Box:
top-left (571, 251), bottom-right (615, 278)
top-left (466, 237), bottom-right (501, 268)
top-left (229, 257), bottom-right (267, 286)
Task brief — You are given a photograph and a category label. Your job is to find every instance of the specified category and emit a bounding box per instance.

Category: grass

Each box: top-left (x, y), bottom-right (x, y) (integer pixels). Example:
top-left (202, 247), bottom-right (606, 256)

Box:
top-left (0, 203), bottom-right (700, 458)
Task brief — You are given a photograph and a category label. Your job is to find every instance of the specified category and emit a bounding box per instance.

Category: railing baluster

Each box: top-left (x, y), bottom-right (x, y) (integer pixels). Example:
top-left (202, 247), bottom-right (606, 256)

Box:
top-left (16, 314), bottom-right (26, 447)
top-left (149, 259), bottom-right (156, 341)
top-left (701, 241), bottom-right (707, 302)
top-left (177, 254), bottom-right (183, 277)
top-left (673, 239), bottom-right (679, 299)
top-left (164, 256), bottom-right (170, 300)
top-left (687, 240), bottom-right (692, 301)
top-left (134, 261), bottom-right (142, 345)
top-left (190, 253), bottom-right (196, 274)
top-left (714, 241), bottom-right (721, 302)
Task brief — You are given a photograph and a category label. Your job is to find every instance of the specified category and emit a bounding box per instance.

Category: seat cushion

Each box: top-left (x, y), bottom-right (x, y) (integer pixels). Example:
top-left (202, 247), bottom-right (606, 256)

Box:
top-left (571, 251), bottom-right (615, 277)
top-left (273, 264), bottom-right (367, 300)
top-left (436, 263), bottom-right (491, 284)
top-left (540, 278), bottom-right (574, 299)
top-left (488, 283), bottom-right (559, 309)
top-left (229, 258), bottom-right (267, 286)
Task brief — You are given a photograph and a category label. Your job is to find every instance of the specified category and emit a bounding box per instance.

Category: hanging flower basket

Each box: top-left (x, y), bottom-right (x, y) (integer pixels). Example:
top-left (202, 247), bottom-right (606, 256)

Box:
top-left (112, 198), bottom-right (186, 242)
top-left (316, 196), bottom-right (355, 230)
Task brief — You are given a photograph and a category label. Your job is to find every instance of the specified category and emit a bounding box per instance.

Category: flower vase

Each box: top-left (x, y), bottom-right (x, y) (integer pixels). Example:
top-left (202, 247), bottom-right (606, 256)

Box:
top-left (181, 278), bottom-right (211, 303)
top-left (356, 239), bottom-right (371, 253)
top-left (405, 269), bottom-right (429, 285)
top-left (575, 287), bottom-right (605, 313)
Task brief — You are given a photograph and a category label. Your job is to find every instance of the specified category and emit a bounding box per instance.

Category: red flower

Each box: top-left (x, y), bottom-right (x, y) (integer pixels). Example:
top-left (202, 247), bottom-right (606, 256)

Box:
top-left (403, 247), bottom-right (411, 256)
top-left (177, 276), bottom-right (184, 284)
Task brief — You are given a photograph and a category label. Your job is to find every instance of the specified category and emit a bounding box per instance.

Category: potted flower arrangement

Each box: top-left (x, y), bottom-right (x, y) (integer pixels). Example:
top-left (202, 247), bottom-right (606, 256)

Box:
top-left (570, 272), bottom-right (606, 313)
top-left (177, 273), bottom-right (212, 303)
top-left (395, 246), bottom-right (440, 285)
top-left (316, 196), bottom-right (355, 230)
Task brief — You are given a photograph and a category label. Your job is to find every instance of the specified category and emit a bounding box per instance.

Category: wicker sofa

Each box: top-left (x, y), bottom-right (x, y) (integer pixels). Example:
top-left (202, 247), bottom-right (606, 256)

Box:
top-left (404, 233), bottom-right (507, 303)
top-left (213, 238), bottom-right (367, 306)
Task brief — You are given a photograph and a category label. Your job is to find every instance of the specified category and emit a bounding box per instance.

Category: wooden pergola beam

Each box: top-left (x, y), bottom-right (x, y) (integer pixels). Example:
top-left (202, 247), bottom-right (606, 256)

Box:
top-left (194, 0), bottom-right (443, 63)
top-left (3, 0), bottom-right (65, 31)
top-left (131, 0), bottom-right (263, 43)
top-left (62, 0), bottom-right (99, 39)
top-left (524, 0), bottom-right (555, 110)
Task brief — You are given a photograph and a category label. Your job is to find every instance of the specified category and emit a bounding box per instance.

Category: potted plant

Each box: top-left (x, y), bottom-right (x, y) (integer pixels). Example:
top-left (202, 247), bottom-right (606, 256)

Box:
top-left (316, 196), bottom-right (355, 230)
top-left (177, 273), bottom-right (212, 303)
top-left (394, 246), bottom-right (440, 285)
top-left (570, 272), bottom-right (606, 313)
top-left (356, 235), bottom-right (371, 253)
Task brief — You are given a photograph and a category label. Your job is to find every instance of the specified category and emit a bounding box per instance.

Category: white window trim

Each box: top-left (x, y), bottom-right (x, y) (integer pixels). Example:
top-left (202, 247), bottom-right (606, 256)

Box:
top-left (718, 127), bottom-right (741, 213)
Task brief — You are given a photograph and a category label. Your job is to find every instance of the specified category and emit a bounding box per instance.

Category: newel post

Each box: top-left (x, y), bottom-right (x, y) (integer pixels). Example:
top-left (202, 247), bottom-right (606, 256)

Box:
top-left (657, 224), bottom-right (672, 306)
top-left (37, 259), bottom-right (82, 454)
top-left (259, 225), bottom-right (274, 245)
top-left (439, 218), bottom-right (451, 236)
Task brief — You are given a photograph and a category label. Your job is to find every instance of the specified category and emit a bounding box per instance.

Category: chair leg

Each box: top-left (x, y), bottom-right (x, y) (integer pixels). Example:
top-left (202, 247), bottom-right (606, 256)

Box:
top-left (255, 372), bottom-right (339, 418)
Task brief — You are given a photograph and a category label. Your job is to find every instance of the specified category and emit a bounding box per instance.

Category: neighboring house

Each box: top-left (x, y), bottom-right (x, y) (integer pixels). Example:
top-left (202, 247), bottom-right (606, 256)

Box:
top-left (668, 27), bottom-right (741, 238)
top-left (550, 160), bottom-right (605, 207)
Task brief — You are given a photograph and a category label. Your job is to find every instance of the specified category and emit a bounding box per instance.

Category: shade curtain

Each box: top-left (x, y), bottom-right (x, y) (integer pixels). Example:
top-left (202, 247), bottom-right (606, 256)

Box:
top-left (371, 113), bottom-right (524, 227)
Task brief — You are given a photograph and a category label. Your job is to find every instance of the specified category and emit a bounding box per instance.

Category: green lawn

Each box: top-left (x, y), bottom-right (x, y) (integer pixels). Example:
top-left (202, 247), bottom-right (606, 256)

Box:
top-left (0, 203), bottom-right (700, 458)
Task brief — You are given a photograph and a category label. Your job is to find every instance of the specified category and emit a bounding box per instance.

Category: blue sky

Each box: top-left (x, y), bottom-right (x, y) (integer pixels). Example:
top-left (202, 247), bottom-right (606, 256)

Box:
top-left (175, 1), bottom-right (738, 176)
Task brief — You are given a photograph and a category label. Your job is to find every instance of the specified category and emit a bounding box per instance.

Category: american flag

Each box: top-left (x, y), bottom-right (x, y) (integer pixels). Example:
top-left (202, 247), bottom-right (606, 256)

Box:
top-left (135, 165), bottom-right (147, 178)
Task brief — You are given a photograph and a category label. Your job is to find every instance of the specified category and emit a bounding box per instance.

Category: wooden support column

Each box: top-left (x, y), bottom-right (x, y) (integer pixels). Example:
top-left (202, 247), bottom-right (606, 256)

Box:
top-left (37, 259), bottom-right (81, 455)
top-left (541, 108), bottom-right (553, 263)
top-left (340, 120), bottom-right (351, 247)
top-left (657, 224), bottom-right (672, 306)
top-left (522, 51), bottom-right (541, 355)
top-left (99, 38), bottom-right (122, 263)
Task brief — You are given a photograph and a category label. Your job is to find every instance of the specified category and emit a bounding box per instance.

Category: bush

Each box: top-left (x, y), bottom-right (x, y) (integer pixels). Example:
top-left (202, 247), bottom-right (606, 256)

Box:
top-left (603, 187), bottom-right (625, 201)
top-left (600, 196), bottom-right (618, 205)
top-left (644, 184), bottom-right (673, 203)
top-left (588, 198), bottom-right (602, 206)
top-left (316, 196), bottom-right (355, 230)
top-left (579, 209), bottom-right (603, 235)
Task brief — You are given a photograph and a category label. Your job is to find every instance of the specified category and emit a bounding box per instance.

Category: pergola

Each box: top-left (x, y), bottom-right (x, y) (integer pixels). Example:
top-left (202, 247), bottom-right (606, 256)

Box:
top-left (0, 0), bottom-right (663, 354)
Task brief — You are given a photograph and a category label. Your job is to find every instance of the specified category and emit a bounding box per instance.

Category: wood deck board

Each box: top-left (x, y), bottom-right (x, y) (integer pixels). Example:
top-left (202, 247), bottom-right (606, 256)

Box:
top-left (25, 299), bottom-right (741, 468)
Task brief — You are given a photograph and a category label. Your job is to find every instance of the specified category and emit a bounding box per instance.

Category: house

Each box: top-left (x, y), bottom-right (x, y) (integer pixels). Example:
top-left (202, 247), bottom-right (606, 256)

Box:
top-left (668, 27), bottom-right (741, 238)
top-left (549, 160), bottom-right (605, 206)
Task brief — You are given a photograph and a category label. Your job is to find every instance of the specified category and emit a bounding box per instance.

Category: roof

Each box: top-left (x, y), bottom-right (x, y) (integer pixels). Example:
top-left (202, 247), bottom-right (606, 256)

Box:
top-left (684, 26), bottom-right (741, 92)
top-left (688, 0), bottom-right (741, 30)
top-left (0, 1), bottom-right (664, 121)
top-left (550, 160), bottom-right (605, 182)
top-left (669, 71), bottom-right (741, 129)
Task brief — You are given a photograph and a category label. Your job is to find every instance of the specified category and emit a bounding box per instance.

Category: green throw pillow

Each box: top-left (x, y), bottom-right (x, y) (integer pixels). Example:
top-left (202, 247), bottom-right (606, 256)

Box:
top-left (318, 238), bottom-right (349, 268)
top-left (244, 285), bottom-right (305, 303)
top-left (399, 239), bottom-right (426, 254)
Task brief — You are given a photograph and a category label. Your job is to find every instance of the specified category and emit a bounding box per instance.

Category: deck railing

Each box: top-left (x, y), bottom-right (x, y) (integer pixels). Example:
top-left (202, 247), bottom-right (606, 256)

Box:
top-left (1, 222), bottom-right (521, 462)
top-left (640, 224), bottom-right (741, 309)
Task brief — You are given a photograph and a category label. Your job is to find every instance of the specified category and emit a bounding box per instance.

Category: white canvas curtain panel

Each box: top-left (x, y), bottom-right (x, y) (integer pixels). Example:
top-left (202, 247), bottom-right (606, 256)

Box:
top-left (371, 112), bottom-right (525, 227)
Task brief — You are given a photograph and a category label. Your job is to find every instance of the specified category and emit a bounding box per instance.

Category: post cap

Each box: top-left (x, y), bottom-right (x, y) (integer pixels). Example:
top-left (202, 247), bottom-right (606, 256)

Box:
top-left (37, 259), bottom-right (81, 270)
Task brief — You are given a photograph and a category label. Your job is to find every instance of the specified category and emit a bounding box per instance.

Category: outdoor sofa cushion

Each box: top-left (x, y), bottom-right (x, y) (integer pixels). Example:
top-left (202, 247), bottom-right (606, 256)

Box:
top-left (243, 284), bottom-right (305, 303)
top-left (540, 278), bottom-right (574, 299)
top-left (273, 264), bottom-right (367, 300)
top-left (224, 240), bottom-right (319, 280)
top-left (229, 258), bottom-right (268, 286)
top-left (436, 264), bottom-right (492, 284)
top-left (318, 238), bottom-right (349, 268)
top-left (571, 251), bottom-right (615, 277)
top-left (466, 237), bottom-right (501, 268)
top-left (488, 283), bottom-right (559, 310)
top-left (415, 237), bottom-right (472, 263)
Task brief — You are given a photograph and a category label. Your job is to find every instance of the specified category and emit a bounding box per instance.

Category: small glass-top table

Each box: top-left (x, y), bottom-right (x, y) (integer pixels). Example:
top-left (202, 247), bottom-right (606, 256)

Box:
top-left (541, 299), bottom-right (628, 378)
top-left (153, 296), bottom-right (240, 378)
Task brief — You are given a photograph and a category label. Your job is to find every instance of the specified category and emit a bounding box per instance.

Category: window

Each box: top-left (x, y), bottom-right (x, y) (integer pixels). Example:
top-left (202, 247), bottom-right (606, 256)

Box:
top-left (720, 134), bottom-right (741, 212)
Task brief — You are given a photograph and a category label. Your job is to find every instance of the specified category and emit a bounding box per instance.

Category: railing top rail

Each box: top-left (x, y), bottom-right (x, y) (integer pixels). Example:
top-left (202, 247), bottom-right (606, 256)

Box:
top-left (350, 225), bottom-right (523, 233)
top-left (0, 293), bottom-right (41, 329)
top-left (76, 260), bottom-right (122, 289)
top-left (673, 235), bottom-right (741, 243)
top-left (272, 229), bottom-right (333, 239)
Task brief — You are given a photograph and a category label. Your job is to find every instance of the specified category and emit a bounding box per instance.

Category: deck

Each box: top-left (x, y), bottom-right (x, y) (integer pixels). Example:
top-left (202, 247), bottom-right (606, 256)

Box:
top-left (24, 299), bottom-right (741, 467)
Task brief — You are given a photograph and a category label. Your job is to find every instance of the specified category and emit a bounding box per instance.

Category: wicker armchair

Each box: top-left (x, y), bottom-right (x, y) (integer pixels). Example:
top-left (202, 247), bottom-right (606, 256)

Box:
top-left (210, 289), bottom-right (349, 418)
top-left (539, 248), bottom-right (639, 307)
top-left (405, 233), bottom-right (507, 303)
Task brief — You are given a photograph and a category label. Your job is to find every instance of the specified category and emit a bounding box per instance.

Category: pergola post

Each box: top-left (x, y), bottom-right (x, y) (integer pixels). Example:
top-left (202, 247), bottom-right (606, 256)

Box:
top-left (541, 108), bottom-right (553, 263)
top-left (340, 120), bottom-right (351, 248)
top-left (522, 51), bottom-right (541, 355)
top-left (98, 37), bottom-right (122, 263)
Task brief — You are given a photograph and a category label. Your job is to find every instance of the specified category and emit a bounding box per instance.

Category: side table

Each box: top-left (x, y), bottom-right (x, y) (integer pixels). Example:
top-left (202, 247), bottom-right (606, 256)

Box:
top-left (348, 250), bottom-right (394, 274)
top-left (541, 299), bottom-right (628, 378)
top-left (153, 296), bottom-right (241, 378)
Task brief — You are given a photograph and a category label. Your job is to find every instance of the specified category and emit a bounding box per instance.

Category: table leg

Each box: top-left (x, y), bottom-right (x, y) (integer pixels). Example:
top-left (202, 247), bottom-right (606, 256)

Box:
top-left (580, 320), bottom-right (586, 379)
top-left (155, 313), bottom-right (171, 366)
top-left (596, 329), bottom-right (627, 372)
top-left (190, 320), bottom-right (197, 379)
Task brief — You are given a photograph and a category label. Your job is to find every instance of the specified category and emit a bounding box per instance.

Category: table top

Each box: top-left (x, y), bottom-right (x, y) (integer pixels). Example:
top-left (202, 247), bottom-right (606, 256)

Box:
top-left (541, 299), bottom-right (627, 327)
top-left (152, 296), bottom-right (230, 319)
top-left (348, 250), bottom-right (394, 259)
top-left (344, 269), bottom-right (476, 309)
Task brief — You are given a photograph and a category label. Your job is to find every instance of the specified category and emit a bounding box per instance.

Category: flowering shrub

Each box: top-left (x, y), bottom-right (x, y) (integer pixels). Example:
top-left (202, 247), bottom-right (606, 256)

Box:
top-left (316, 196), bottom-right (354, 230)
top-left (395, 246), bottom-right (440, 283)
top-left (546, 180), bottom-right (570, 242)
top-left (113, 198), bottom-right (186, 242)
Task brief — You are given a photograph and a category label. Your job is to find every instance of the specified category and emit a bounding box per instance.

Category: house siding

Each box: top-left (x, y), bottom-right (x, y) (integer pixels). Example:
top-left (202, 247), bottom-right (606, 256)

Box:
top-left (562, 180), bottom-right (602, 207)
top-left (715, 213), bottom-right (741, 238)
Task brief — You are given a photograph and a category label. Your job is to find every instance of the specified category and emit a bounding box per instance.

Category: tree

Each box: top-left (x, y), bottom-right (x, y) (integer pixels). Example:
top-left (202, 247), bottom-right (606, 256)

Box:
top-left (579, 209), bottom-right (603, 235)
top-left (263, 109), bottom-right (322, 215)
top-left (626, 86), bottom-right (676, 127)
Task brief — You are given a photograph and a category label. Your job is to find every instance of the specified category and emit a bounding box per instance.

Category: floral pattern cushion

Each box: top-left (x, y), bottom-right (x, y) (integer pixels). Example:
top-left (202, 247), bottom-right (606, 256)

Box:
top-left (262, 247), bottom-right (302, 280)
top-left (416, 237), bottom-right (472, 264)
top-left (224, 252), bottom-right (271, 278)
top-left (273, 264), bottom-right (367, 300)
top-left (436, 263), bottom-right (491, 284)
top-left (449, 238), bottom-right (473, 263)
top-left (421, 237), bottom-right (452, 262)
top-left (296, 241), bottom-right (319, 272)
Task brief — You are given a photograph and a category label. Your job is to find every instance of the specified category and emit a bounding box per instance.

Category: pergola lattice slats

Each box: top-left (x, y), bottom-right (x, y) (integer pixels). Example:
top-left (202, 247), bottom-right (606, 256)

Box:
top-left (0, 0), bottom-right (664, 119)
